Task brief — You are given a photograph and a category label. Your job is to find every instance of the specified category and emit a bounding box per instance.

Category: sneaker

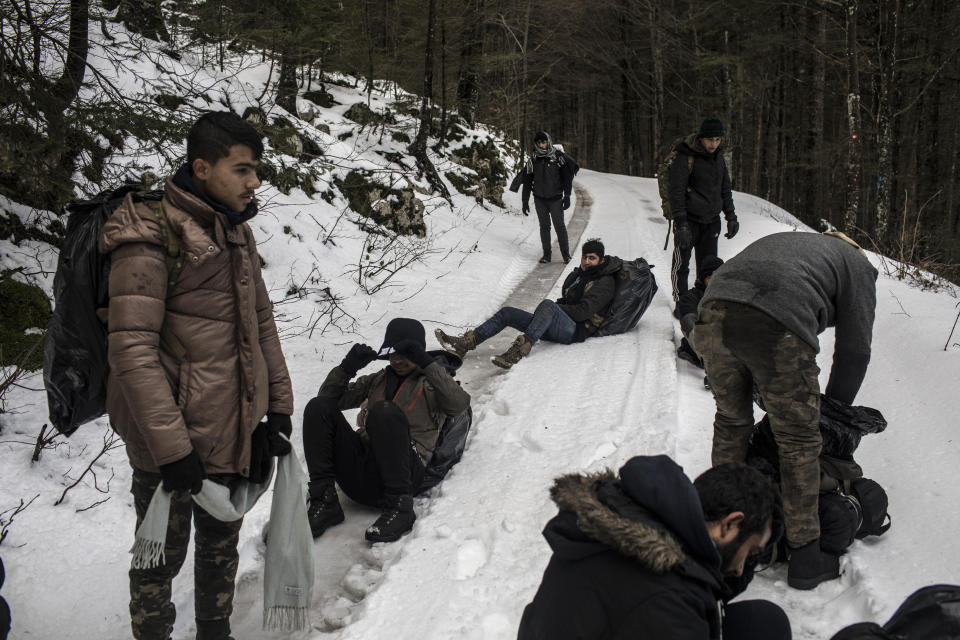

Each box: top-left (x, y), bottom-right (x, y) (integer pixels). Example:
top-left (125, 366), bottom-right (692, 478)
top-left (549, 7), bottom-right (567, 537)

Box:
top-left (787, 539), bottom-right (840, 590)
top-left (434, 328), bottom-right (476, 359)
top-left (365, 495), bottom-right (416, 543)
top-left (561, 254), bottom-right (572, 264)
top-left (677, 338), bottom-right (704, 368)
top-left (538, 255), bottom-right (551, 264)
top-left (307, 484), bottom-right (345, 538)
top-left (492, 335), bottom-right (533, 369)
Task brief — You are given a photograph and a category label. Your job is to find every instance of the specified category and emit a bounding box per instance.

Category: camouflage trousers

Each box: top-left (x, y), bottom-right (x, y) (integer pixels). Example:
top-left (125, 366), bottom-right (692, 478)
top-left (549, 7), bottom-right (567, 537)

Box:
top-left (694, 300), bottom-right (822, 548)
top-left (129, 468), bottom-right (243, 640)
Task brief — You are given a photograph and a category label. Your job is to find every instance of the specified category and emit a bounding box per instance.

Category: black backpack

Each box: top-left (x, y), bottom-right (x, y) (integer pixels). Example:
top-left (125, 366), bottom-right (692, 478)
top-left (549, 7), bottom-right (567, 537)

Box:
top-left (42, 186), bottom-right (181, 436)
top-left (830, 584), bottom-right (960, 639)
top-left (656, 137), bottom-right (694, 221)
top-left (595, 257), bottom-right (658, 337)
top-left (417, 350), bottom-right (473, 493)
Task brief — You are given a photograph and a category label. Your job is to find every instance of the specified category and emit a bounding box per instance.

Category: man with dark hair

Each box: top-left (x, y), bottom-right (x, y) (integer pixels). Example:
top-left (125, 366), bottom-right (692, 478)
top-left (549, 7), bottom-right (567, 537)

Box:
top-left (668, 118), bottom-right (738, 304)
top-left (436, 239), bottom-right (620, 369)
top-left (100, 111), bottom-right (293, 640)
top-left (510, 131), bottom-right (578, 264)
top-left (695, 231), bottom-right (878, 590)
top-left (517, 456), bottom-right (790, 640)
top-left (302, 318), bottom-right (471, 543)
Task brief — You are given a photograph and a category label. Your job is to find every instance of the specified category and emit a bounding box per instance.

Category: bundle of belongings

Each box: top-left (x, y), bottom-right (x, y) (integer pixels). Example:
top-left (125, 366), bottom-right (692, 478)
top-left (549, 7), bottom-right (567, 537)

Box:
top-left (747, 393), bottom-right (891, 561)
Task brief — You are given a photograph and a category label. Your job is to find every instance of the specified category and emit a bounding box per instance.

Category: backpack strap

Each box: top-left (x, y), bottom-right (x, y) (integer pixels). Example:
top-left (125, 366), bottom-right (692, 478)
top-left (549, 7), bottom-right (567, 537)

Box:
top-left (143, 199), bottom-right (188, 362)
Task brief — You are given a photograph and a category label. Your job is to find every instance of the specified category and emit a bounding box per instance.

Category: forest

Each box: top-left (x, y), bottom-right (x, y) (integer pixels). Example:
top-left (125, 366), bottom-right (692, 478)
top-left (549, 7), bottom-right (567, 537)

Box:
top-left (2, 0), bottom-right (959, 282)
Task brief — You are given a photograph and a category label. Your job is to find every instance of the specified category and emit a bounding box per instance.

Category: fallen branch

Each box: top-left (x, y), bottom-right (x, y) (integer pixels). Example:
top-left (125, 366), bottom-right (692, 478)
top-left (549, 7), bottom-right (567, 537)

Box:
top-left (945, 302), bottom-right (960, 352)
top-left (0, 494), bottom-right (40, 546)
top-left (54, 430), bottom-right (122, 506)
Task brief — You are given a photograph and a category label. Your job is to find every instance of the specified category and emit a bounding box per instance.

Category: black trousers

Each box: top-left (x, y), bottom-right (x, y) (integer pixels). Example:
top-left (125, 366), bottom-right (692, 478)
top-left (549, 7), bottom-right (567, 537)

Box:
top-left (671, 217), bottom-right (722, 300)
top-left (302, 397), bottom-right (425, 505)
top-left (724, 599), bottom-right (792, 640)
top-left (534, 196), bottom-right (570, 259)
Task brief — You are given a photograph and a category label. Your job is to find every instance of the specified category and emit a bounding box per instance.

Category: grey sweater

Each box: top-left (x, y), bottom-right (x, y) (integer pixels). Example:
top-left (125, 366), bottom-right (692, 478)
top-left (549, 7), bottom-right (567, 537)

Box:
top-left (701, 232), bottom-right (878, 402)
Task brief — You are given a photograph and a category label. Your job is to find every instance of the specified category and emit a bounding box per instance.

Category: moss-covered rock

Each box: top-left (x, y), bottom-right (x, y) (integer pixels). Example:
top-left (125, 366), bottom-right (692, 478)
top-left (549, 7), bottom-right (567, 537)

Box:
top-left (258, 158), bottom-right (319, 196)
top-left (0, 274), bottom-right (50, 370)
top-left (303, 89), bottom-right (336, 108)
top-left (343, 102), bottom-right (396, 127)
top-left (334, 170), bottom-right (425, 237)
top-left (155, 93), bottom-right (187, 111)
top-left (449, 139), bottom-right (509, 207)
top-left (391, 131), bottom-right (411, 144)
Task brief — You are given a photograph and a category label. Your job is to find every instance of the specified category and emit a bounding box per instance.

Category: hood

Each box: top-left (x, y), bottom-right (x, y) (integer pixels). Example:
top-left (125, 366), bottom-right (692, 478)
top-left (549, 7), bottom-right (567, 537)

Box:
top-left (681, 133), bottom-right (720, 158)
top-left (544, 466), bottom-right (720, 576)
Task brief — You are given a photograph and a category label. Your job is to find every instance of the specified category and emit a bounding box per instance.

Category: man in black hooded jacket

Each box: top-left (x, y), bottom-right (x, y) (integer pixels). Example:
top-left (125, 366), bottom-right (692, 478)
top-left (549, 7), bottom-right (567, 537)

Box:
top-left (517, 456), bottom-right (790, 640)
top-left (509, 131), bottom-right (578, 264)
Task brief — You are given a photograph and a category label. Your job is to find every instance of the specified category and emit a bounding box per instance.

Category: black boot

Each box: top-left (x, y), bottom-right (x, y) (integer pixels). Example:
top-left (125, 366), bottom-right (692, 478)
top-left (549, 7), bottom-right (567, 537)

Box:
top-left (307, 482), bottom-right (345, 539)
top-left (365, 494), bottom-right (416, 543)
top-left (787, 539), bottom-right (840, 590)
top-left (538, 254), bottom-right (551, 264)
top-left (677, 337), bottom-right (704, 368)
top-left (196, 618), bottom-right (234, 640)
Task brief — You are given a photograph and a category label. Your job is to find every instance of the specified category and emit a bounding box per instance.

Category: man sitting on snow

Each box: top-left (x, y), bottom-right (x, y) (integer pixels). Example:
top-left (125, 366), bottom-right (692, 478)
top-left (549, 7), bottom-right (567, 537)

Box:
top-left (517, 456), bottom-right (790, 640)
top-left (302, 318), bottom-right (471, 543)
top-left (435, 238), bottom-right (620, 369)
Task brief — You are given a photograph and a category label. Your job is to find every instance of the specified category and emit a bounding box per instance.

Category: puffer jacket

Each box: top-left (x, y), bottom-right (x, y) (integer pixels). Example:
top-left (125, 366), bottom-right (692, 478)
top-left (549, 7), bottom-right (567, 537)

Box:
top-left (317, 357), bottom-right (471, 464)
top-left (557, 256), bottom-right (623, 342)
top-left (99, 178), bottom-right (293, 476)
top-left (668, 133), bottom-right (735, 225)
top-left (518, 456), bottom-right (727, 640)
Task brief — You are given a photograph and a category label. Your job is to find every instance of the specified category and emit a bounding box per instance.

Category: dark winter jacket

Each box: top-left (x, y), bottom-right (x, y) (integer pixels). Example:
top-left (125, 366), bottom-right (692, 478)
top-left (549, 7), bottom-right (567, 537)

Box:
top-left (557, 256), bottom-right (623, 342)
top-left (701, 232), bottom-right (878, 404)
top-left (317, 356), bottom-right (471, 464)
top-left (669, 134), bottom-right (735, 225)
top-left (517, 455), bottom-right (728, 640)
top-left (99, 177), bottom-right (294, 475)
top-left (510, 148), bottom-right (576, 203)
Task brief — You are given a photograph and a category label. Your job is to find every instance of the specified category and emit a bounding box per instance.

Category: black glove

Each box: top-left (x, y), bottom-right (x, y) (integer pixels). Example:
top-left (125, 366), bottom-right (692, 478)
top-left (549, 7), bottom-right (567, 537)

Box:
top-left (391, 338), bottom-right (433, 368)
top-left (265, 413), bottom-right (292, 457)
top-left (521, 200), bottom-right (530, 215)
top-left (725, 217), bottom-right (740, 239)
top-left (159, 450), bottom-right (206, 494)
top-left (674, 220), bottom-right (694, 250)
top-left (248, 421), bottom-right (272, 484)
top-left (562, 196), bottom-right (571, 210)
top-left (340, 343), bottom-right (378, 377)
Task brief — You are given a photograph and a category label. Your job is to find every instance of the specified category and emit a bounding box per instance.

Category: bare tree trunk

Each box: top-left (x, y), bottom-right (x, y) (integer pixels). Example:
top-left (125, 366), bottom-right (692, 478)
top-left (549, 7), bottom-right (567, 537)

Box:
top-left (277, 50), bottom-right (299, 117)
top-left (456, 0), bottom-right (483, 126)
top-left (439, 4), bottom-right (447, 147)
top-left (52, 0), bottom-right (89, 104)
top-left (876, 0), bottom-right (899, 241)
top-left (811, 6), bottom-right (826, 220)
top-left (103, 0), bottom-right (168, 42)
top-left (648, 0), bottom-right (664, 167)
top-left (409, 0), bottom-right (450, 198)
top-left (844, 0), bottom-right (862, 233)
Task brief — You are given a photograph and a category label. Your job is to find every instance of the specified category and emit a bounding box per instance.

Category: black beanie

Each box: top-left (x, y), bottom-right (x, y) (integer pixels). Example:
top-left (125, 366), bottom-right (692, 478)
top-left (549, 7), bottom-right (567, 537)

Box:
top-left (582, 238), bottom-right (605, 258)
top-left (534, 131), bottom-right (550, 143)
top-left (378, 317), bottom-right (425, 358)
top-left (698, 118), bottom-right (725, 138)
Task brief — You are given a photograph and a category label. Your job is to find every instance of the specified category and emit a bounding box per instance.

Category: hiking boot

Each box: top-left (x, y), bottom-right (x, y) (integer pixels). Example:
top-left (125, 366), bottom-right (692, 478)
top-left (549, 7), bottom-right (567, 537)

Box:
top-left (561, 253), bottom-right (572, 264)
top-left (307, 483), bottom-right (345, 539)
top-left (787, 539), bottom-right (840, 590)
top-left (538, 255), bottom-right (551, 264)
top-left (435, 328), bottom-right (477, 359)
top-left (365, 495), bottom-right (416, 543)
top-left (677, 338), bottom-right (704, 368)
top-left (491, 335), bottom-right (533, 369)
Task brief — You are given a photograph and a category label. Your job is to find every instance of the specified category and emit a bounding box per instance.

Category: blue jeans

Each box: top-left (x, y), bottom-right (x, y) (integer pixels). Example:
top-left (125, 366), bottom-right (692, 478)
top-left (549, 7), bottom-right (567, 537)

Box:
top-left (474, 300), bottom-right (576, 345)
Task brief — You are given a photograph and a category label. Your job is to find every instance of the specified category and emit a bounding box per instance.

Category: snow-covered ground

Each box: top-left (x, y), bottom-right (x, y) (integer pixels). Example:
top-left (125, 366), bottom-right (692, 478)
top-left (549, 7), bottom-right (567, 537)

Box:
top-left (3, 166), bottom-right (960, 639)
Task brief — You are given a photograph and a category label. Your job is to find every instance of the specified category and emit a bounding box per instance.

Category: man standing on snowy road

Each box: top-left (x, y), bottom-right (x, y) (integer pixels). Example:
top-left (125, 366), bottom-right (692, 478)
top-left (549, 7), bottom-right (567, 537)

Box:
top-left (518, 456), bottom-right (790, 640)
top-left (694, 231), bottom-right (878, 590)
top-left (509, 130), bottom-right (578, 264)
top-left (101, 112), bottom-right (294, 640)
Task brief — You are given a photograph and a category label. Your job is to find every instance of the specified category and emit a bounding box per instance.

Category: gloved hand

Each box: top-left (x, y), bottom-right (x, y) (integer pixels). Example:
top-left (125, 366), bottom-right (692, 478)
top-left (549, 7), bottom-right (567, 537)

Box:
top-left (248, 421), bottom-right (272, 484)
top-left (674, 220), bottom-right (694, 250)
top-left (725, 217), bottom-right (740, 239)
top-left (391, 338), bottom-right (433, 369)
top-left (340, 343), bottom-right (378, 377)
top-left (521, 200), bottom-right (530, 215)
top-left (562, 196), bottom-right (571, 210)
top-left (159, 450), bottom-right (206, 494)
top-left (265, 413), bottom-right (292, 457)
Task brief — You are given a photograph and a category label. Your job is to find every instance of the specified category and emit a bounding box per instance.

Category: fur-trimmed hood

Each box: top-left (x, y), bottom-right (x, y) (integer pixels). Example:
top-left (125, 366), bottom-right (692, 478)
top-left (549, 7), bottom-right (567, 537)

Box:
top-left (545, 456), bottom-right (722, 577)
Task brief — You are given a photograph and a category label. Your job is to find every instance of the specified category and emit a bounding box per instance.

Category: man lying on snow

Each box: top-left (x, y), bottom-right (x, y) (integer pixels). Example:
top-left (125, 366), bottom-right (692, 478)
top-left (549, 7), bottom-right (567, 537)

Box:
top-left (436, 238), bottom-right (620, 369)
top-left (302, 318), bottom-right (471, 543)
top-left (517, 456), bottom-right (790, 640)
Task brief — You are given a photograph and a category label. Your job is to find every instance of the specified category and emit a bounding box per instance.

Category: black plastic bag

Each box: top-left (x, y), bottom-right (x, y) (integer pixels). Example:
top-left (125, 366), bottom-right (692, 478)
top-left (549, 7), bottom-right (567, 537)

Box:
top-left (595, 257), bottom-right (658, 337)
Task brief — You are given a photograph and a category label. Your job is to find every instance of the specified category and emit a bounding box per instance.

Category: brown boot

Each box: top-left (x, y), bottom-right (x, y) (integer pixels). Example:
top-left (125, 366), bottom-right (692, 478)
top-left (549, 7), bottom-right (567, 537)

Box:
top-left (492, 335), bottom-right (532, 369)
top-left (435, 328), bottom-right (476, 358)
